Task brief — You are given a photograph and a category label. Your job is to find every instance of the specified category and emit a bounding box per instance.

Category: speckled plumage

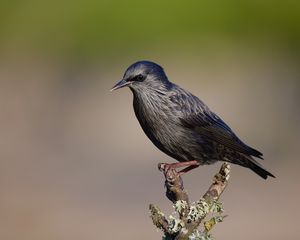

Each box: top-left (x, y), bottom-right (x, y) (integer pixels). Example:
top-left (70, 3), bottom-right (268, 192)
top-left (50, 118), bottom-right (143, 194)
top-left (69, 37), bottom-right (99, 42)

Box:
top-left (111, 61), bottom-right (274, 179)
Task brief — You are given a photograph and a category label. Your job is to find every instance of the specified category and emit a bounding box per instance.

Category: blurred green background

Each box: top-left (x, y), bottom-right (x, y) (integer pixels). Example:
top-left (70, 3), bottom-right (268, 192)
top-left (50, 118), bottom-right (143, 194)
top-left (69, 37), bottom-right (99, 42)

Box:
top-left (1, 0), bottom-right (300, 60)
top-left (0, 1), bottom-right (299, 240)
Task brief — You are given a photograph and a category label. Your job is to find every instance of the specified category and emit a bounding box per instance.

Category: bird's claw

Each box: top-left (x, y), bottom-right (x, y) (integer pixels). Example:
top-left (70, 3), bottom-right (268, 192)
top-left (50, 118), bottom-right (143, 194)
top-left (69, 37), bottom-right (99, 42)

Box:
top-left (158, 163), bottom-right (179, 182)
top-left (158, 163), bottom-right (174, 174)
top-left (158, 163), bottom-right (166, 172)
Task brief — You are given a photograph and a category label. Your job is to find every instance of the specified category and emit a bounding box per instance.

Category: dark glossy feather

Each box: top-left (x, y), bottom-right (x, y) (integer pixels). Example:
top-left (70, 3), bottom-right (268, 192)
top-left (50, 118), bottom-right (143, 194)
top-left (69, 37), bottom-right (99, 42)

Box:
top-left (169, 87), bottom-right (263, 159)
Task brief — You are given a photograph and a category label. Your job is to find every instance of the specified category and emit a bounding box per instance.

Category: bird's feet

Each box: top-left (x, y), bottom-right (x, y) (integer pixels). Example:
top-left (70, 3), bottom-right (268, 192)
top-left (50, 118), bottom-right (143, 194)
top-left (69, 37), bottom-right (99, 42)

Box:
top-left (158, 160), bottom-right (200, 177)
top-left (158, 163), bottom-right (173, 173)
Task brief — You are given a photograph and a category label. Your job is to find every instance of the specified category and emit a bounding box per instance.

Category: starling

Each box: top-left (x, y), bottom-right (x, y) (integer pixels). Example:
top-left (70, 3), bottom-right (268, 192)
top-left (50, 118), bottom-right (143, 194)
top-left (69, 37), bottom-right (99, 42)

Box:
top-left (111, 61), bottom-right (274, 179)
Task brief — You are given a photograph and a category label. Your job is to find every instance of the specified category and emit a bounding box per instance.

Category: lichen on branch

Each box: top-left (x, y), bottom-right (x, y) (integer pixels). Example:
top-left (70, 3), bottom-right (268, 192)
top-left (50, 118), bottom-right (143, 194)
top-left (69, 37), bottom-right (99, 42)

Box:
top-left (149, 163), bottom-right (230, 240)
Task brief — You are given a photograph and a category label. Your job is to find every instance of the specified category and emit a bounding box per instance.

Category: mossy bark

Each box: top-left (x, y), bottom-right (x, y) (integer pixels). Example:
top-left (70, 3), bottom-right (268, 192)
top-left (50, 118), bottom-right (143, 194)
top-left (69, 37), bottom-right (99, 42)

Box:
top-left (150, 163), bottom-right (230, 240)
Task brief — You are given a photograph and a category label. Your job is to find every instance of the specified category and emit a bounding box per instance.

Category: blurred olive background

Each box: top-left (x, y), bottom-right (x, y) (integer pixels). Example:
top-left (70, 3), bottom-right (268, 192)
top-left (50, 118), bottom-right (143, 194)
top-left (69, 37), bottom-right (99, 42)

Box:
top-left (0, 1), bottom-right (300, 240)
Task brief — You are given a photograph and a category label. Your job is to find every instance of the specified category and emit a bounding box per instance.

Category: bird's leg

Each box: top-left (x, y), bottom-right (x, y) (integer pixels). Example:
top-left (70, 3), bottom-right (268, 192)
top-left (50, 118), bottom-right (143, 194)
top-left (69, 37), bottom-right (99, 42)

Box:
top-left (158, 160), bottom-right (199, 175)
top-left (178, 164), bottom-right (200, 175)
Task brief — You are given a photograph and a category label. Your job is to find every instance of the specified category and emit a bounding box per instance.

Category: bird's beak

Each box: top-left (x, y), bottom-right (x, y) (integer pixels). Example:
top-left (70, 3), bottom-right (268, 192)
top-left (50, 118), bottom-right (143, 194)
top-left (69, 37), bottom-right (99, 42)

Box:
top-left (110, 79), bottom-right (131, 91)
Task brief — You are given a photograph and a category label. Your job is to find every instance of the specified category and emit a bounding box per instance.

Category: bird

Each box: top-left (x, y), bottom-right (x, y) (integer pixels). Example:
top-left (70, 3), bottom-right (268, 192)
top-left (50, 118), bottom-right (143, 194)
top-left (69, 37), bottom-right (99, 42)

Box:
top-left (111, 61), bottom-right (275, 179)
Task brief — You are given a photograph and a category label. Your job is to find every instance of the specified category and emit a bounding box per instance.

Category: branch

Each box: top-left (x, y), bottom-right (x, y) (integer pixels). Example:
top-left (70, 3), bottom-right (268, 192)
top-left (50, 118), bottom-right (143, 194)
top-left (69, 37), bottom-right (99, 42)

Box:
top-left (149, 163), bottom-right (230, 240)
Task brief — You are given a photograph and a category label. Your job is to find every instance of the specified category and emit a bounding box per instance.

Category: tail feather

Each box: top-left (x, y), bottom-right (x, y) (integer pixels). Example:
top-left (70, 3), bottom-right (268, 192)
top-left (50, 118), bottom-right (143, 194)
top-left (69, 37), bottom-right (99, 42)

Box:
top-left (248, 159), bottom-right (275, 179)
top-left (247, 146), bottom-right (264, 159)
top-left (224, 153), bottom-right (275, 179)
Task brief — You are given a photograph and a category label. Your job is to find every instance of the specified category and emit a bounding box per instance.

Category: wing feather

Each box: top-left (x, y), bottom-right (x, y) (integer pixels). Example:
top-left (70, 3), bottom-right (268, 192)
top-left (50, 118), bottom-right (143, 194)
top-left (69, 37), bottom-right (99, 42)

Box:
top-left (170, 89), bottom-right (263, 159)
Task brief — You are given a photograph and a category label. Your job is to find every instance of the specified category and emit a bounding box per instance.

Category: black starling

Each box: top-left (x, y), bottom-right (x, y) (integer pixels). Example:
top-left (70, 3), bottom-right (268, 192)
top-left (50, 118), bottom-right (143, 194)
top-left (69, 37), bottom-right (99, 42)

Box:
top-left (111, 61), bottom-right (275, 179)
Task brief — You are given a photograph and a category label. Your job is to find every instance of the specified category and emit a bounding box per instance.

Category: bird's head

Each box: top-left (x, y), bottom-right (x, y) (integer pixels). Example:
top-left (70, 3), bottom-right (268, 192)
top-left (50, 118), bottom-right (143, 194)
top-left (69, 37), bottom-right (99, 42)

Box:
top-left (110, 61), bottom-right (170, 93)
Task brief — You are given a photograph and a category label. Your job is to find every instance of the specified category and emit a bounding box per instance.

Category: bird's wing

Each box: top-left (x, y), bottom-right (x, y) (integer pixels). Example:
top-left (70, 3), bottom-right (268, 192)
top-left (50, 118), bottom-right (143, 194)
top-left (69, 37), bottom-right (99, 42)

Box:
top-left (170, 90), bottom-right (263, 159)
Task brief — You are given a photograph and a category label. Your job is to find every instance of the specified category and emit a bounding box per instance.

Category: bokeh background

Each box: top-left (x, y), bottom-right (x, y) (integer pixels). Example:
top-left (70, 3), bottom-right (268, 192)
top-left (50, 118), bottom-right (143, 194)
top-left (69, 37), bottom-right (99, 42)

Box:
top-left (1, 1), bottom-right (300, 239)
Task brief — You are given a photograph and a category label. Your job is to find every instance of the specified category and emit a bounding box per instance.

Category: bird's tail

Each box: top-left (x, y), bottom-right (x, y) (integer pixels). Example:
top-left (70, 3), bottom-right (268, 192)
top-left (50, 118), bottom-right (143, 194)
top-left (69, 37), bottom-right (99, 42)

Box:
top-left (247, 158), bottom-right (275, 179)
top-left (225, 153), bottom-right (275, 179)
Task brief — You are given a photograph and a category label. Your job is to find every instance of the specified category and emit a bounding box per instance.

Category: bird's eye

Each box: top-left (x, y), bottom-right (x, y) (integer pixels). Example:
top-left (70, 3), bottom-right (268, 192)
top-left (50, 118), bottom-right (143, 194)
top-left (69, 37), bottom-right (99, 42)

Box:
top-left (135, 74), bottom-right (145, 82)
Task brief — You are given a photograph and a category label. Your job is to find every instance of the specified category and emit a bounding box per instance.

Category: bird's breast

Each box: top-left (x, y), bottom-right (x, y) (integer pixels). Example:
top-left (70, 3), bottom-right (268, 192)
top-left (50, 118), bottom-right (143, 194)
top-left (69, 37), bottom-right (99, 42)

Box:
top-left (134, 94), bottom-right (174, 139)
top-left (132, 92), bottom-right (196, 161)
